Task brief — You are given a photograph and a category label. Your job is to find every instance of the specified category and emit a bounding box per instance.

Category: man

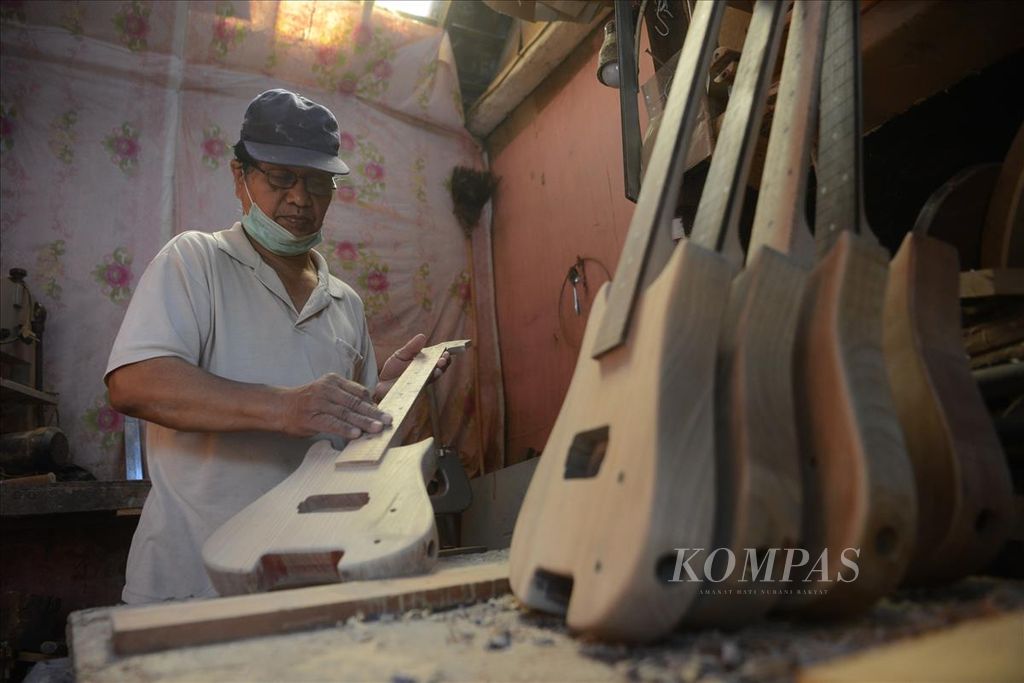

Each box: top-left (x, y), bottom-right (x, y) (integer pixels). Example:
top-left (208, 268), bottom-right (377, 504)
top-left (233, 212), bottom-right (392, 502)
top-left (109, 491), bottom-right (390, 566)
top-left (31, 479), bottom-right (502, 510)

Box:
top-left (106, 89), bottom-right (449, 604)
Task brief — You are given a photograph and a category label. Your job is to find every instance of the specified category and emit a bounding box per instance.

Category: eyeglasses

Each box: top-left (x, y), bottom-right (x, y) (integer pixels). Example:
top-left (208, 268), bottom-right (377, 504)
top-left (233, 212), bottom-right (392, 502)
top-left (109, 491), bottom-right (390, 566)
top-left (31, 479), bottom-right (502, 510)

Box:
top-left (251, 164), bottom-right (339, 197)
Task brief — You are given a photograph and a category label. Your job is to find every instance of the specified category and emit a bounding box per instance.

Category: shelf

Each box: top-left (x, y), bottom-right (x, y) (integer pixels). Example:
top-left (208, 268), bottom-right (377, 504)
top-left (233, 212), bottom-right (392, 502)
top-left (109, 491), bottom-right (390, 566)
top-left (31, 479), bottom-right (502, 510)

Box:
top-left (1, 480), bottom-right (151, 516)
top-left (0, 349), bottom-right (31, 366)
top-left (0, 378), bottom-right (58, 405)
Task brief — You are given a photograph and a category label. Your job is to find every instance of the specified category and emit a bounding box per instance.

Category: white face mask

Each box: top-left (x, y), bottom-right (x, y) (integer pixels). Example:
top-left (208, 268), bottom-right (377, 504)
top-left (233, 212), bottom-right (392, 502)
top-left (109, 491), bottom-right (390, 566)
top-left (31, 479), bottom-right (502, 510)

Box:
top-left (240, 178), bottom-right (323, 256)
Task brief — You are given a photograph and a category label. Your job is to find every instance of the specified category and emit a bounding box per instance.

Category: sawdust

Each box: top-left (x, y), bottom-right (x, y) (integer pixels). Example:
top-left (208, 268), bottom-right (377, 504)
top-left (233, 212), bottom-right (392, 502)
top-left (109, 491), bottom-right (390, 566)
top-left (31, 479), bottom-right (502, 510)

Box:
top-left (72, 551), bottom-right (1024, 682)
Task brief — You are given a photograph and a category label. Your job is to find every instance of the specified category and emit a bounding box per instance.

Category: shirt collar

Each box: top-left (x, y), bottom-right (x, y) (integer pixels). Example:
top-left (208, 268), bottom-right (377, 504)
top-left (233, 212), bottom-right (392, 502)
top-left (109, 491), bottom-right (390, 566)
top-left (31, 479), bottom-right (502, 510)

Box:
top-left (216, 223), bottom-right (347, 300)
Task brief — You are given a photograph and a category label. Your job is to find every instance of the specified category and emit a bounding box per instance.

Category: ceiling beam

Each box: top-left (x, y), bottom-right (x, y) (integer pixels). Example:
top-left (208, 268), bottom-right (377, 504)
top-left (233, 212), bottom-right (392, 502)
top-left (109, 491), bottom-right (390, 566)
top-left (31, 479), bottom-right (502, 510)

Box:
top-left (466, 8), bottom-right (611, 139)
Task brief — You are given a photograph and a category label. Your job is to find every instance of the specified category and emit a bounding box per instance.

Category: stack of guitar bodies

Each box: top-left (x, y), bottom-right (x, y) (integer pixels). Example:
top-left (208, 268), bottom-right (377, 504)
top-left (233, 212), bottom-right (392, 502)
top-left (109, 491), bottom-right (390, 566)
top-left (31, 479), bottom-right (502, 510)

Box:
top-left (509, 0), bottom-right (1013, 641)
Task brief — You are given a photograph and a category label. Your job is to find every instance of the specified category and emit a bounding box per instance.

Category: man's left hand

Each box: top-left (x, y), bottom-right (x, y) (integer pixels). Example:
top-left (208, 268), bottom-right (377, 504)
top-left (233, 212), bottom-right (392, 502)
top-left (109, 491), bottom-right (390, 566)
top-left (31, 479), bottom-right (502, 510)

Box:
top-left (373, 333), bottom-right (451, 403)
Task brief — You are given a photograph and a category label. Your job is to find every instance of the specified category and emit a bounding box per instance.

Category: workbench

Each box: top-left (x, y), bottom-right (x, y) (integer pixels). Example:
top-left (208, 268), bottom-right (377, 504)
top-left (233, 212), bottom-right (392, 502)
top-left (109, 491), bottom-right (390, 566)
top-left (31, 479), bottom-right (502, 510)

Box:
top-left (68, 550), bottom-right (1023, 682)
top-left (1, 480), bottom-right (150, 667)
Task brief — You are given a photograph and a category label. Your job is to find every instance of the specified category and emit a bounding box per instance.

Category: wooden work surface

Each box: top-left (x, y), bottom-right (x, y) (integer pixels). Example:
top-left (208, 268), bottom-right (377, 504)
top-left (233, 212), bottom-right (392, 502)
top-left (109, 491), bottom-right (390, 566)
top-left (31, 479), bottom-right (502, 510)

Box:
top-left (70, 549), bottom-right (1023, 683)
top-left (0, 480), bottom-right (150, 516)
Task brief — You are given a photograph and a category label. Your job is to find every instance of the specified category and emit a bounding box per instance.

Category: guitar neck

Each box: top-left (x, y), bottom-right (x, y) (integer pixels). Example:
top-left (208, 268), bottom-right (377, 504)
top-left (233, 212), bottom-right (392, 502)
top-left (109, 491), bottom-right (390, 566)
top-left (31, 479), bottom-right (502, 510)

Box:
top-left (815, 0), bottom-right (871, 256)
top-left (689, 0), bottom-right (787, 265)
top-left (591, 0), bottom-right (725, 358)
top-left (747, 0), bottom-right (827, 265)
top-left (335, 340), bottom-right (470, 467)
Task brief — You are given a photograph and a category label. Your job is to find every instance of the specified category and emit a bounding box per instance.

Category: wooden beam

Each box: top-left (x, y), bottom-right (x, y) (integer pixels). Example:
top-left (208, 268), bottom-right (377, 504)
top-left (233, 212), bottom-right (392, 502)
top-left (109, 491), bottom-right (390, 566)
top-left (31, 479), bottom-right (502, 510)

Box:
top-left (960, 268), bottom-right (1024, 299)
top-left (0, 481), bottom-right (151, 517)
top-left (466, 9), bottom-right (611, 137)
top-left (861, 0), bottom-right (1024, 133)
top-left (110, 559), bottom-right (509, 655)
top-left (798, 611), bottom-right (1024, 683)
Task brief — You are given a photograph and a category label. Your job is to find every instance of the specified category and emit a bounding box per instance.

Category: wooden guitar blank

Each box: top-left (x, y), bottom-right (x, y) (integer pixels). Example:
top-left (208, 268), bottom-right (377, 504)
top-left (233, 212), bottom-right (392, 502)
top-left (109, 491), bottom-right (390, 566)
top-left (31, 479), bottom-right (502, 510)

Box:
top-left (884, 232), bottom-right (1013, 584)
top-left (982, 124), bottom-right (1024, 268)
top-left (682, 0), bottom-right (796, 626)
top-left (787, 1), bottom-right (916, 616)
top-left (792, 232), bottom-right (915, 614)
top-left (912, 164), bottom-right (1000, 271)
top-left (509, 246), bottom-right (729, 641)
top-left (510, 0), bottom-right (733, 642)
top-left (203, 340), bottom-right (469, 596)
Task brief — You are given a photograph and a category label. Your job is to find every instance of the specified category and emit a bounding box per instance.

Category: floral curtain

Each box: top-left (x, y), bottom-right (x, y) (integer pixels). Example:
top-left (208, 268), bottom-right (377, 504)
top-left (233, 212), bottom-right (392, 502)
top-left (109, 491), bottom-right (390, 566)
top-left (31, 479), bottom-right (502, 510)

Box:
top-left (1, 0), bottom-right (504, 480)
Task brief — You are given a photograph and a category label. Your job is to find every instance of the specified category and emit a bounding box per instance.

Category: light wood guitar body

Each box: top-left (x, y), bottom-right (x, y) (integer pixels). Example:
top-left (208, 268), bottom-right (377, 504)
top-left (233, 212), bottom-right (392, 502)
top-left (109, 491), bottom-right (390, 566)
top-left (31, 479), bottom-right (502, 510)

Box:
top-left (686, 248), bottom-right (806, 624)
top-left (884, 232), bottom-right (1013, 583)
top-left (792, 231), bottom-right (916, 613)
top-left (203, 340), bottom-right (469, 596)
top-left (784, 1), bottom-right (916, 616)
top-left (510, 243), bottom-right (730, 640)
top-left (510, 0), bottom-right (733, 641)
top-left (687, 0), bottom-right (825, 625)
top-left (204, 439), bottom-right (439, 595)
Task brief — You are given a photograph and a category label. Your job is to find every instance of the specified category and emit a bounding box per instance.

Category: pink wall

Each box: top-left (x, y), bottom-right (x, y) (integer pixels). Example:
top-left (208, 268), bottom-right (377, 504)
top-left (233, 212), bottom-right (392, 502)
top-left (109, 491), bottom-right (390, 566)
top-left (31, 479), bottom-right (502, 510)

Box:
top-left (488, 26), bottom-right (654, 465)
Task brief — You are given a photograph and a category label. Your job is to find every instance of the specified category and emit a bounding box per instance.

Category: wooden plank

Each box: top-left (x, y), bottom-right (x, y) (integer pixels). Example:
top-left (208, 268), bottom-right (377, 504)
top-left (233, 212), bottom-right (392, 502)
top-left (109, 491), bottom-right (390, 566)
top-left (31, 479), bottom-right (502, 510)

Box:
top-left (466, 10), bottom-right (610, 137)
top-left (0, 481), bottom-right (151, 517)
top-left (860, 0), bottom-right (1024, 134)
top-left (109, 560), bottom-right (509, 656)
top-left (960, 268), bottom-right (1024, 299)
top-left (799, 611), bottom-right (1024, 683)
top-left (0, 378), bottom-right (58, 405)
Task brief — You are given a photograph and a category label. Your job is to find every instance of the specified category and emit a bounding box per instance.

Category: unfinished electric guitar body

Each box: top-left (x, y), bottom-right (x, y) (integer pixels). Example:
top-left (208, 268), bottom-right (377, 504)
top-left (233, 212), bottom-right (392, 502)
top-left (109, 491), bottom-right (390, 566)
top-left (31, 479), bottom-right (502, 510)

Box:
top-left (510, 0), bottom-right (729, 642)
top-left (687, 0), bottom-right (826, 625)
top-left (884, 231), bottom-right (1013, 583)
top-left (203, 340), bottom-right (469, 596)
top-left (788, 0), bottom-right (916, 616)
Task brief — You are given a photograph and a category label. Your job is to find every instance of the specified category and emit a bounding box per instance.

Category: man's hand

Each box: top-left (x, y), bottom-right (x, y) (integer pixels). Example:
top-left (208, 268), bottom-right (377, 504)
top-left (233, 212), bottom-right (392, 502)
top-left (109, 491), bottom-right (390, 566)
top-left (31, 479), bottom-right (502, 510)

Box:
top-left (280, 374), bottom-right (393, 440)
top-left (373, 333), bottom-right (451, 403)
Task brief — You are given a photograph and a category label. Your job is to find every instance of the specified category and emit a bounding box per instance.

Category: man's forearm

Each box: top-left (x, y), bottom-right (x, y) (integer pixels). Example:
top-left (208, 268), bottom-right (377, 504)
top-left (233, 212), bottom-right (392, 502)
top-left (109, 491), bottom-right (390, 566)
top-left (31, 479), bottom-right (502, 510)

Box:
top-left (107, 356), bottom-right (289, 434)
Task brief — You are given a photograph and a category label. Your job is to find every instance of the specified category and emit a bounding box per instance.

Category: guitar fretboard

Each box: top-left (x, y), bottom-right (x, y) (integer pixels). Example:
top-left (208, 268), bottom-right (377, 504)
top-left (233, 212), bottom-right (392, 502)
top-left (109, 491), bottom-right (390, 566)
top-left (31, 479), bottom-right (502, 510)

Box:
top-left (591, 0), bottom-right (725, 358)
top-left (689, 0), bottom-right (786, 266)
top-left (335, 340), bottom-right (470, 467)
top-left (815, 0), bottom-right (866, 256)
top-left (747, 0), bottom-right (826, 264)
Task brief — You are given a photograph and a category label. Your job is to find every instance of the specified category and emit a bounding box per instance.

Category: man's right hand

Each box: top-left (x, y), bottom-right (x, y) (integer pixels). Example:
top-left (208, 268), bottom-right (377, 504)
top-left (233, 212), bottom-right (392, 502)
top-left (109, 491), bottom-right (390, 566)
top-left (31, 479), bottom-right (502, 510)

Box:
top-left (108, 357), bottom-right (393, 442)
top-left (279, 373), bottom-right (393, 440)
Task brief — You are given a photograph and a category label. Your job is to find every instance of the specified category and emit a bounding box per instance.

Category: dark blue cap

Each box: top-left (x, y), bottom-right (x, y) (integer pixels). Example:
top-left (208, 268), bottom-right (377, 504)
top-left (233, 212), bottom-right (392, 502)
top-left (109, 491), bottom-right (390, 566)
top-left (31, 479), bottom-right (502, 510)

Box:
top-left (239, 89), bottom-right (349, 175)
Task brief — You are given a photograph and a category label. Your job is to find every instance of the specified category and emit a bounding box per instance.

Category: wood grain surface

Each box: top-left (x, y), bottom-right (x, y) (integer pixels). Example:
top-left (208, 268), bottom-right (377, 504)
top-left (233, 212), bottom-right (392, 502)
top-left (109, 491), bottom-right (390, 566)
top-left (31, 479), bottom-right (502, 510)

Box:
top-left (883, 232), bottom-right (1013, 583)
top-left (687, 0), bottom-right (826, 626)
top-left (203, 341), bottom-right (469, 595)
top-left (911, 164), bottom-right (1000, 271)
top-left (786, 0), bottom-right (916, 615)
top-left (591, 0), bottom-right (724, 356)
top-left (680, 0), bottom-right (794, 626)
top-left (509, 0), bottom-right (731, 642)
top-left (112, 559), bottom-right (509, 655)
top-left (982, 124), bottom-right (1024, 268)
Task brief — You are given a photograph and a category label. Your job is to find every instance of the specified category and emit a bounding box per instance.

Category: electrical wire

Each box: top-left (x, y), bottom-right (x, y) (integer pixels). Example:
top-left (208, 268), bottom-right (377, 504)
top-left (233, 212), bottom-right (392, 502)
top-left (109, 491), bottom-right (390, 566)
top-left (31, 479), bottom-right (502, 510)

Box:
top-left (556, 256), bottom-right (613, 350)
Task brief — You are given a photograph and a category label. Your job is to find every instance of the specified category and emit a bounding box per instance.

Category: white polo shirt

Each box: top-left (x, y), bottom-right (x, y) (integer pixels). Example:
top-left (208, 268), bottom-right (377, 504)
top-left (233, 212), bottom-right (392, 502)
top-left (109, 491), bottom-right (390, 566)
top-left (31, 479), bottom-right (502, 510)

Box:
top-left (106, 223), bottom-right (377, 603)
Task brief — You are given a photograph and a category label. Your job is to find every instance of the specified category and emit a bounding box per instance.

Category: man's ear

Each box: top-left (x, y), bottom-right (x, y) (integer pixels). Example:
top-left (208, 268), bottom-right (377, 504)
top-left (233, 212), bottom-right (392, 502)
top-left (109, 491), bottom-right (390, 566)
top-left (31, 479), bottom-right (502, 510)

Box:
top-left (230, 160), bottom-right (247, 207)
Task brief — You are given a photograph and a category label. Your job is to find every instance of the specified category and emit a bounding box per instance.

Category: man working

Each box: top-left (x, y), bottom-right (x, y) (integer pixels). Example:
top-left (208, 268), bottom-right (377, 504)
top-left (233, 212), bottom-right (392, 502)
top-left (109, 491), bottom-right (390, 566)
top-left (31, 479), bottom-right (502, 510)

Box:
top-left (106, 89), bottom-right (450, 604)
